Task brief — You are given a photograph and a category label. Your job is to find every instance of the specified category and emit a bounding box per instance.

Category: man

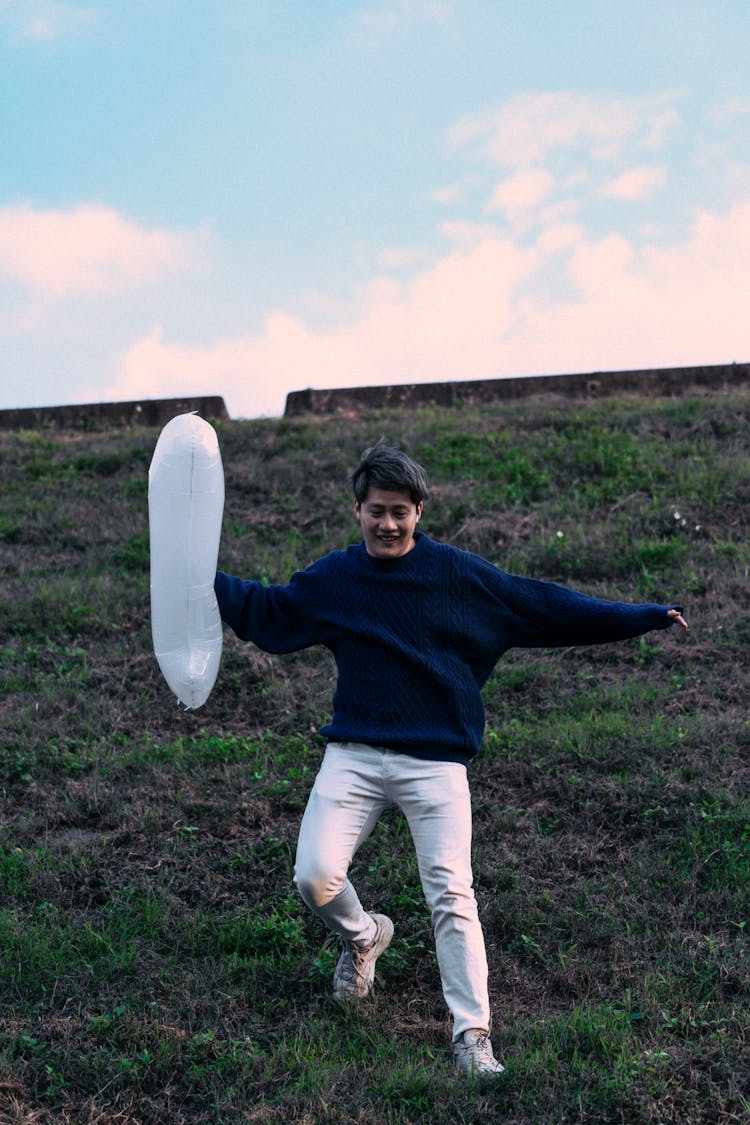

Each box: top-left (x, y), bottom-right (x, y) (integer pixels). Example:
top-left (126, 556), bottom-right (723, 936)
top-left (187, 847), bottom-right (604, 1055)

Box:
top-left (214, 440), bottom-right (687, 1078)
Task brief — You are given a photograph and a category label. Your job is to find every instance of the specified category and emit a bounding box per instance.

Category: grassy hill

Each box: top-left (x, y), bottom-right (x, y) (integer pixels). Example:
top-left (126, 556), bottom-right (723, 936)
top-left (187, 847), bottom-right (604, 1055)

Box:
top-left (1, 391), bottom-right (748, 1123)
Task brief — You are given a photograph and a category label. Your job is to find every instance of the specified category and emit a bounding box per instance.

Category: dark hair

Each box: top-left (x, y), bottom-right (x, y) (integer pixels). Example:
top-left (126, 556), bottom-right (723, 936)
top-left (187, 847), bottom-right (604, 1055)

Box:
top-left (351, 440), bottom-right (429, 506)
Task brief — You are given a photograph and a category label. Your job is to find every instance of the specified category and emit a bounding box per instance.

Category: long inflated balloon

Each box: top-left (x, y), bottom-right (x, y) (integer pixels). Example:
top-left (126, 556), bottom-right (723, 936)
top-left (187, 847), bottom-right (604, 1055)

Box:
top-left (148, 413), bottom-right (224, 709)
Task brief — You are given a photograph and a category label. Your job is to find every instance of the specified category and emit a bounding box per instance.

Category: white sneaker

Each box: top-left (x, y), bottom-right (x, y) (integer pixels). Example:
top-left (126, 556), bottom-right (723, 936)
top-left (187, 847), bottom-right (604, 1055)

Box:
top-left (333, 913), bottom-right (394, 1001)
top-left (452, 1029), bottom-right (505, 1078)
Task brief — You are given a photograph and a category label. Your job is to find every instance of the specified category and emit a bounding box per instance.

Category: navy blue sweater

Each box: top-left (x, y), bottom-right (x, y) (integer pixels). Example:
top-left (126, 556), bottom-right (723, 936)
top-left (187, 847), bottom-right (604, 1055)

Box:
top-left (215, 532), bottom-right (679, 763)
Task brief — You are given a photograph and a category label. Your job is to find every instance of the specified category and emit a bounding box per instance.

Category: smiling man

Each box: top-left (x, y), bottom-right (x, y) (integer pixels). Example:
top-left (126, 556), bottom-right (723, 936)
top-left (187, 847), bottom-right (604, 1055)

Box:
top-left (214, 439), bottom-right (687, 1079)
top-left (355, 487), bottom-right (423, 559)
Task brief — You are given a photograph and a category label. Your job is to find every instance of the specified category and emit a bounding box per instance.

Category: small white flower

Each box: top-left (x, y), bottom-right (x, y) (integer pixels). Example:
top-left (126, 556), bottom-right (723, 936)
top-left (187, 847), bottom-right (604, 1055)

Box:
top-left (673, 511), bottom-right (681, 521)
top-left (556, 530), bottom-right (564, 539)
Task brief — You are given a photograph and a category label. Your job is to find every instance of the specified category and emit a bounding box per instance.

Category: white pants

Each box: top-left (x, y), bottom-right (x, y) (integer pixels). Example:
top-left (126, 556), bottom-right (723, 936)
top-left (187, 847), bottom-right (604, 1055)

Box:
top-left (293, 742), bottom-right (490, 1040)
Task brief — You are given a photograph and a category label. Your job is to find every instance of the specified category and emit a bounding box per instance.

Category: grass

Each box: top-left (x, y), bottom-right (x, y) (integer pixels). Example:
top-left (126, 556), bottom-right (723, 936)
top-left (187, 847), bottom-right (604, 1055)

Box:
top-left (0, 389), bottom-right (749, 1122)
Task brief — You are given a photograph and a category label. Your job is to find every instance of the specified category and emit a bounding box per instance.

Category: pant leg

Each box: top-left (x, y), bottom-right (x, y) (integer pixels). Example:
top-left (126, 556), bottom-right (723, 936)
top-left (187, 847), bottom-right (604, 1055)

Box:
top-left (385, 752), bottom-right (490, 1041)
top-left (294, 742), bottom-right (389, 944)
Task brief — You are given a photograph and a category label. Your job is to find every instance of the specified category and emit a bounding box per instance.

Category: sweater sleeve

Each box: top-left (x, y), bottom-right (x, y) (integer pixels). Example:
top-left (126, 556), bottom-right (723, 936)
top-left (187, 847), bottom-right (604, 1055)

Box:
top-left (214, 563), bottom-right (334, 654)
top-left (477, 563), bottom-right (682, 651)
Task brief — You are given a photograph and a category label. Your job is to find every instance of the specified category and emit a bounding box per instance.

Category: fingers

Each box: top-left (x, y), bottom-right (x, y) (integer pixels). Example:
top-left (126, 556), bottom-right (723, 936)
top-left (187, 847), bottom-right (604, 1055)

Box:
top-left (667, 609), bottom-right (688, 629)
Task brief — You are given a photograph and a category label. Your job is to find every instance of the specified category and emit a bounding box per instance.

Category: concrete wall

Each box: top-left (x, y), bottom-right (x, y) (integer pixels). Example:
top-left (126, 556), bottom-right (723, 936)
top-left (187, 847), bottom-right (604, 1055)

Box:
top-left (0, 396), bottom-right (230, 432)
top-left (284, 362), bottom-right (750, 417)
top-left (3, 363), bottom-right (748, 430)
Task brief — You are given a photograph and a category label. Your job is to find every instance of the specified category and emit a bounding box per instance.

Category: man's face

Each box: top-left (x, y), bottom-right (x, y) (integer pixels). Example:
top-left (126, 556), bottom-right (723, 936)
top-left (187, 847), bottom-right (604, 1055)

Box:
top-left (354, 487), bottom-right (423, 559)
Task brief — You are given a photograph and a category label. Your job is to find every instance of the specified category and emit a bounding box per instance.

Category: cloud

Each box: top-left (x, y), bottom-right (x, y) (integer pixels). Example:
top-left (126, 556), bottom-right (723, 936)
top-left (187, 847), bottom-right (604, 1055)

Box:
top-left (0, 0), bottom-right (95, 41)
top-left (601, 164), bottom-right (667, 202)
top-left (345, 0), bottom-right (454, 45)
top-left (377, 245), bottom-right (429, 271)
top-left (508, 199), bottom-right (750, 372)
top-left (96, 196), bottom-right (750, 419)
top-left (486, 168), bottom-right (555, 219)
top-left (448, 91), bottom-right (680, 168)
top-left (709, 95), bottom-right (750, 124)
top-left (0, 203), bottom-right (200, 298)
top-left (432, 180), bottom-right (468, 205)
top-left (98, 230), bottom-right (539, 416)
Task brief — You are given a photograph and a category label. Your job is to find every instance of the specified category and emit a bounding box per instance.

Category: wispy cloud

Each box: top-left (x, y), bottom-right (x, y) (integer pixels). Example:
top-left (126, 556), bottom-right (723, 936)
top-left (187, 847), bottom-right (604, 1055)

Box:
top-left (377, 245), bottom-right (429, 271)
top-left (711, 95), bottom-right (750, 121)
top-left (445, 92), bottom-right (686, 239)
top-left (449, 91), bottom-right (681, 168)
top-left (601, 165), bottom-right (667, 202)
top-left (0, 203), bottom-right (200, 298)
top-left (486, 168), bottom-right (555, 219)
top-left (0, 0), bottom-right (96, 42)
top-left (344, 0), bottom-right (454, 45)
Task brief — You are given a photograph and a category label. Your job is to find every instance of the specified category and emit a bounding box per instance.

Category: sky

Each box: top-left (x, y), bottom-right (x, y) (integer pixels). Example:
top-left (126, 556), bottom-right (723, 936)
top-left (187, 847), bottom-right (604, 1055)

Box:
top-left (1, 0), bottom-right (749, 420)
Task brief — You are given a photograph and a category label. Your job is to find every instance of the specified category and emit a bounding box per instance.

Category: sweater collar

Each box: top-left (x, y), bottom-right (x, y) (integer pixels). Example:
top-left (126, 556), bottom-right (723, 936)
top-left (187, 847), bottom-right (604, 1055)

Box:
top-left (357, 530), bottom-right (428, 571)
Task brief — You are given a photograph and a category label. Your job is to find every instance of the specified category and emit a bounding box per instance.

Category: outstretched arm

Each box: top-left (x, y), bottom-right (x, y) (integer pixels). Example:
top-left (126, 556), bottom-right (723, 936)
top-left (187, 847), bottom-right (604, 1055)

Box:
top-left (214, 569), bottom-right (324, 653)
top-left (478, 563), bottom-right (688, 651)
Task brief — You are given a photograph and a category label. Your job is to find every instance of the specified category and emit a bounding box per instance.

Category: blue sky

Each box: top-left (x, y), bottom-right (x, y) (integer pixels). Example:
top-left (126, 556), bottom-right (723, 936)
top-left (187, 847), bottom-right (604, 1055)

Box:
top-left (2, 0), bottom-right (749, 418)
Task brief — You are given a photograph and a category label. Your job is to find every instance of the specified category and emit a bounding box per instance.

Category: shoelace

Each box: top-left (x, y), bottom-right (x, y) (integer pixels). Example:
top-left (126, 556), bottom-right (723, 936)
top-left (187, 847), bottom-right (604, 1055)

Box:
top-left (338, 942), bottom-right (369, 984)
top-left (461, 1032), bottom-right (503, 1072)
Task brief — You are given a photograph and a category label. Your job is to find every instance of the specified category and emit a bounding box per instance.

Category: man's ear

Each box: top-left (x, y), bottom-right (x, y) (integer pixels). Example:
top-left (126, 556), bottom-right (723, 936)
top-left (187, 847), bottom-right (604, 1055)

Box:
top-left (353, 499), bottom-right (361, 520)
top-left (416, 501), bottom-right (424, 520)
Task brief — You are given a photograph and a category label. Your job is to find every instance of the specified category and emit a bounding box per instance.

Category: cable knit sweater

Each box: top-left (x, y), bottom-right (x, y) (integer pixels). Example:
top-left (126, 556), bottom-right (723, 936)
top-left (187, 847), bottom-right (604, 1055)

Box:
top-left (214, 532), bottom-right (680, 763)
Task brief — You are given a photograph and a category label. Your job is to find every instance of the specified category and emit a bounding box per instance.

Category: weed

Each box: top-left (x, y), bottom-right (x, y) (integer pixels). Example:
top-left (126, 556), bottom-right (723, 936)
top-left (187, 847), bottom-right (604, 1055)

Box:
top-left (111, 534), bottom-right (150, 574)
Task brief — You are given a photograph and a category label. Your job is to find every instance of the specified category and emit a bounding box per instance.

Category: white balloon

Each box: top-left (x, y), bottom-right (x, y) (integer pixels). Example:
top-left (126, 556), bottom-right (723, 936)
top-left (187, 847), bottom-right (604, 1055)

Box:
top-left (148, 413), bottom-right (224, 708)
